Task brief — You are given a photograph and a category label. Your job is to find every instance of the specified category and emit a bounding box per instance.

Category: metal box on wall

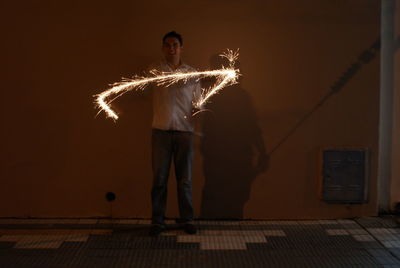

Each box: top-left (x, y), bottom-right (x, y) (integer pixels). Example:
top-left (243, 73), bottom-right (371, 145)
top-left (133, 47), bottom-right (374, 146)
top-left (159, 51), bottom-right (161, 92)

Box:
top-left (320, 148), bottom-right (369, 203)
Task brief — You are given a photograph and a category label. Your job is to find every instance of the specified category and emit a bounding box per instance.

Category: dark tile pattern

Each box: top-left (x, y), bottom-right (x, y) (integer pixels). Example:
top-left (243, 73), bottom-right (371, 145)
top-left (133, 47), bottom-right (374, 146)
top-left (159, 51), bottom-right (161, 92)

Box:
top-left (0, 218), bottom-right (399, 267)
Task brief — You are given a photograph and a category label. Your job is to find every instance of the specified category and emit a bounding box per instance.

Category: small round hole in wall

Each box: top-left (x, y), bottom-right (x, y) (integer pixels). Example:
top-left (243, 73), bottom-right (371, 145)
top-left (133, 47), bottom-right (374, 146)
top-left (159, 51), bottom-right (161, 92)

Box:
top-left (105, 192), bottom-right (116, 202)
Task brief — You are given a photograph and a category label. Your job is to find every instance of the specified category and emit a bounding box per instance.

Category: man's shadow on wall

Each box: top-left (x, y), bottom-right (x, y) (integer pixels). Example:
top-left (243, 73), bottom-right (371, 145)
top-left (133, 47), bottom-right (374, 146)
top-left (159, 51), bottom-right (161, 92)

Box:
top-left (200, 55), bottom-right (268, 219)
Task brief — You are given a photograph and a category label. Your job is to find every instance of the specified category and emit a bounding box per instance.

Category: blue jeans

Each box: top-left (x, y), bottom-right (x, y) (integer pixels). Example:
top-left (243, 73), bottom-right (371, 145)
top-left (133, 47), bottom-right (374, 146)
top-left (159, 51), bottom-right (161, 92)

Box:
top-left (151, 129), bottom-right (194, 225)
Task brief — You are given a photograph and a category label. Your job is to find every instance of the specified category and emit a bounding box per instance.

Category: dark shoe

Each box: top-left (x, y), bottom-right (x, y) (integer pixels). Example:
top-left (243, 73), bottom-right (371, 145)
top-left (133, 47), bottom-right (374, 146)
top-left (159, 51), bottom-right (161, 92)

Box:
top-left (175, 218), bottom-right (186, 224)
top-left (149, 224), bottom-right (165, 236)
top-left (184, 223), bottom-right (197, 234)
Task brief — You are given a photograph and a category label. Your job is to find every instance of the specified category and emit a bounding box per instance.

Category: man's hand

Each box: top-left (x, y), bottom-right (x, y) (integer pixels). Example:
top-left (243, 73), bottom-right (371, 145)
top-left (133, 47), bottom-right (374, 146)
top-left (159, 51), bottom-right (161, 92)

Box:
top-left (192, 107), bottom-right (201, 116)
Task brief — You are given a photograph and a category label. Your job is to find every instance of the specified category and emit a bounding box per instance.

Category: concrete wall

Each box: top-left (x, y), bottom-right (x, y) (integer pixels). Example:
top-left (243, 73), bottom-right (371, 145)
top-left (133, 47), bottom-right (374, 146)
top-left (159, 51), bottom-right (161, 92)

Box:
top-left (391, 0), bottom-right (400, 210)
top-left (1, 0), bottom-right (381, 219)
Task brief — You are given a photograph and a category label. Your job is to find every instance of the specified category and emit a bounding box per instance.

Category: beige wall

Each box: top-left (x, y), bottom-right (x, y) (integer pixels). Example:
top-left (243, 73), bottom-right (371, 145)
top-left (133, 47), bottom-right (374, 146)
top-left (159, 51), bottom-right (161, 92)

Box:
top-left (1, 0), bottom-right (381, 219)
top-left (391, 0), bottom-right (400, 210)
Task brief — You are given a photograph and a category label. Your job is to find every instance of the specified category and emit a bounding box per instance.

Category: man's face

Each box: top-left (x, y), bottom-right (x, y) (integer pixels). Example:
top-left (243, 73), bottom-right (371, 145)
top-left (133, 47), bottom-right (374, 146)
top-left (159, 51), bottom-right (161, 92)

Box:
top-left (162, 37), bottom-right (182, 63)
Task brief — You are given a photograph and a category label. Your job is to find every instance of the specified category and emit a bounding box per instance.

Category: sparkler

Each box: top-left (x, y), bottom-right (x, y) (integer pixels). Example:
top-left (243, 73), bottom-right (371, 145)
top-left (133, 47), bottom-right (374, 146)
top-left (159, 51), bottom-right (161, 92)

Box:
top-left (94, 49), bottom-right (240, 120)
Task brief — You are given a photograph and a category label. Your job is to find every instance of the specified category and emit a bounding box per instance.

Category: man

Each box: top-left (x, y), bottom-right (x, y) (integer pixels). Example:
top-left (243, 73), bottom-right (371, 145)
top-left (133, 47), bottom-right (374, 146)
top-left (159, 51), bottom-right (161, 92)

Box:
top-left (149, 31), bottom-right (201, 236)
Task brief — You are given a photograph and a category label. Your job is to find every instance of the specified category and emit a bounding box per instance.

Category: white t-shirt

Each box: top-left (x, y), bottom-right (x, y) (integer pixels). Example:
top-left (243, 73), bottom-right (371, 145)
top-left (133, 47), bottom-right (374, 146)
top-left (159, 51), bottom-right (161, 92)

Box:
top-left (148, 61), bottom-right (202, 132)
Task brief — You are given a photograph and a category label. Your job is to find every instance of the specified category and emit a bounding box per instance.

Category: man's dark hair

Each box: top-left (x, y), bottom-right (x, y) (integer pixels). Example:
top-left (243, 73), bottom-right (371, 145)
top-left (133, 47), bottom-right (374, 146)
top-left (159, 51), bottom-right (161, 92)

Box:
top-left (162, 31), bottom-right (183, 46)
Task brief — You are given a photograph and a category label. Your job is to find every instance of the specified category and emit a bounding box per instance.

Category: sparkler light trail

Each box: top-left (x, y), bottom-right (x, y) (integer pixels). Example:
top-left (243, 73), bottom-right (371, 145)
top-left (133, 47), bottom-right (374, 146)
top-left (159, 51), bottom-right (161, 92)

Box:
top-left (94, 49), bottom-right (240, 120)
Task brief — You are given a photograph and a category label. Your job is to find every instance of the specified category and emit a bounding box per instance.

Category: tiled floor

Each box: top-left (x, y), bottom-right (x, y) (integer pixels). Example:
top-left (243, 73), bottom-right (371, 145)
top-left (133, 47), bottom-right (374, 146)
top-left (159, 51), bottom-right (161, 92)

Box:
top-left (0, 217), bottom-right (399, 267)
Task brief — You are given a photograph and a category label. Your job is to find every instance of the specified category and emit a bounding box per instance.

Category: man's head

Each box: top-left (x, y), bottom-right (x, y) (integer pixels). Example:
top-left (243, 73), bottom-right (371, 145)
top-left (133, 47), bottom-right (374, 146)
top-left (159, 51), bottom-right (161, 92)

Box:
top-left (162, 31), bottom-right (183, 65)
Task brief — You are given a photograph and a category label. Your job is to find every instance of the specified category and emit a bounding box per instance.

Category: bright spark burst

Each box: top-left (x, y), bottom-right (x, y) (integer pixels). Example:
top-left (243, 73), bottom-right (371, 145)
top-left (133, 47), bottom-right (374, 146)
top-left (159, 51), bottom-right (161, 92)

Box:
top-left (94, 49), bottom-right (240, 120)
